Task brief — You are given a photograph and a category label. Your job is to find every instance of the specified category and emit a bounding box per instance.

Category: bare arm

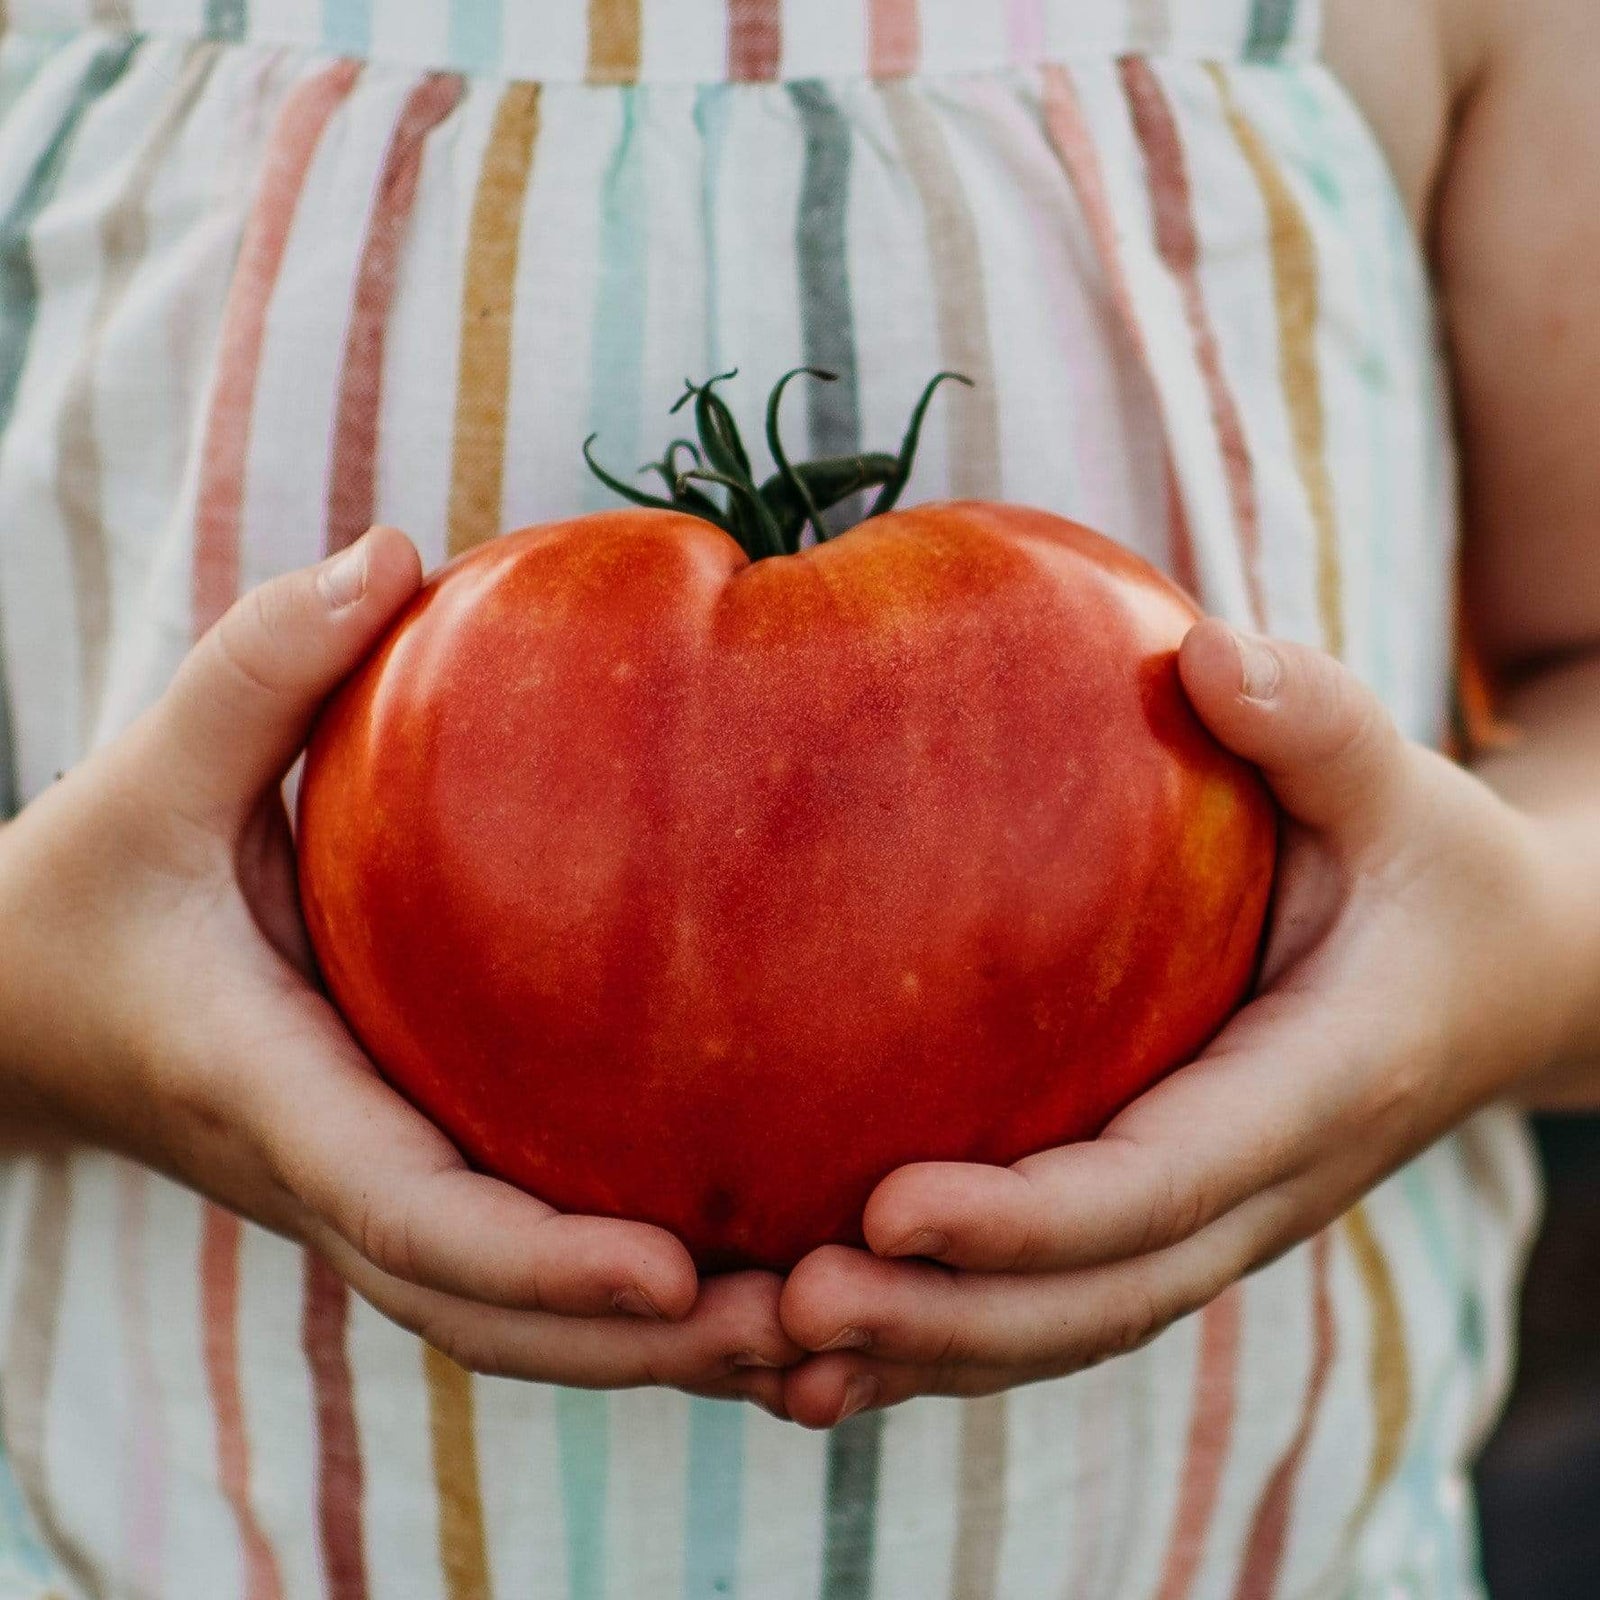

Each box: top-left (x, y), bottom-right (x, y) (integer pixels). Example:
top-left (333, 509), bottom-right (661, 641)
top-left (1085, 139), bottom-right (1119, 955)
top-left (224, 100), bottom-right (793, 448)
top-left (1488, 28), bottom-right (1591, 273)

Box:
top-left (1439, 0), bottom-right (1600, 1093)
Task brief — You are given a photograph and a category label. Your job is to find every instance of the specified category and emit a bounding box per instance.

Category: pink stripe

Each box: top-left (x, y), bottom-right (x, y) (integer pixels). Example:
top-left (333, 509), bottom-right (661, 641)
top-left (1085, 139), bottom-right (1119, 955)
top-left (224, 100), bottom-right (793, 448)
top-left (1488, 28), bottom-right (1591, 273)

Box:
top-left (325, 72), bottom-right (465, 554)
top-left (1233, 1233), bottom-right (1338, 1598)
top-left (868, 0), bottom-right (921, 76)
top-left (1005, 0), bottom-right (1046, 63)
top-left (1120, 57), bottom-right (1267, 627)
top-left (201, 1207), bottom-right (285, 1600)
top-left (191, 62), bottom-right (358, 1600)
top-left (304, 1255), bottom-right (368, 1600)
top-left (116, 1166), bottom-right (166, 1593)
top-left (971, 81), bottom-right (1130, 534)
top-left (301, 70), bottom-right (465, 1588)
top-left (1042, 63), bottom-right (1199, 596)
top-left (727, 0), bottom-right (782, 82)
top-left (1155, 1288), bottom-right (1243, 1600)
top-left (191, 59), bottom-right (360, 635)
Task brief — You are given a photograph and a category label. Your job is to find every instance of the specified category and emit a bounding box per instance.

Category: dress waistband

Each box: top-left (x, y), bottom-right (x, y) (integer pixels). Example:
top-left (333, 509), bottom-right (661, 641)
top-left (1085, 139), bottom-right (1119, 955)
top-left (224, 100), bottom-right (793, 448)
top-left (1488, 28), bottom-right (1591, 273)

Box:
top-left (11, 0), bottom-right (1323, 82)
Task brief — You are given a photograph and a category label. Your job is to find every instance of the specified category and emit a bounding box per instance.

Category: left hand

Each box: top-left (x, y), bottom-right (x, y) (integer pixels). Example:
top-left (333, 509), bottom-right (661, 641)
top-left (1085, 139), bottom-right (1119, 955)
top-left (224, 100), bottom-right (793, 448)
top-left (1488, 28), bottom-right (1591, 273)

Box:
top-left (776, 620), bottom-right (1575, 1428)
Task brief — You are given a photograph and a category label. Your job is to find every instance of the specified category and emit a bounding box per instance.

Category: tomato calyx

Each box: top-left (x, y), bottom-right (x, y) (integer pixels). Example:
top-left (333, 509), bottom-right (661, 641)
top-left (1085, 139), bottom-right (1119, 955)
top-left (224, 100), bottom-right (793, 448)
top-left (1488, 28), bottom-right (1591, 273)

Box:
top-left (583, 367), bottom-right (972, 561)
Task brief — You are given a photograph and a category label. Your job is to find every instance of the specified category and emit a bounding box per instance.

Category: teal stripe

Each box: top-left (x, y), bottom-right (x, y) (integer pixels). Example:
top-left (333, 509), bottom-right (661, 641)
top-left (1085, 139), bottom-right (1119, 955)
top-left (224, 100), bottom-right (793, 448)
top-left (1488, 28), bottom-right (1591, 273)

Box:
top-left (556, 1389), bottom-right (609, 1600)
top-left (204, 0), bottom-right (247, 42)
top-left (448, 0), bottom-right (501, 76)
top-left (322, 0), bottom-right (371, 58)
top-left (788, 81), bottom-right (860, 536)
top-left (0, 37), bottom-right (138, 824)
top-left (583, 87), bottom-right (648, 516)
top-left (1283, 77), bottom-right (1472, 1596)
top-left (693, 85), bottom-right (731, 373)
top-left (554, 89), bottom-right (652, 1600)
top-left (1244, 0), bottom-right (1297, 60)
top-left (682, 1400), bottom-right (744, 1599)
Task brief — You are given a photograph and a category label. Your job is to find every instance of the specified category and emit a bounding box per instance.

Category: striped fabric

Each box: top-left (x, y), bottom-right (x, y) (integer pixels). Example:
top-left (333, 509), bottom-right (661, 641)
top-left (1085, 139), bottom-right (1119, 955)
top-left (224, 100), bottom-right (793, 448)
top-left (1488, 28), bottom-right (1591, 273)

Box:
top-left (0, 3), bottom-right (1540, 1597)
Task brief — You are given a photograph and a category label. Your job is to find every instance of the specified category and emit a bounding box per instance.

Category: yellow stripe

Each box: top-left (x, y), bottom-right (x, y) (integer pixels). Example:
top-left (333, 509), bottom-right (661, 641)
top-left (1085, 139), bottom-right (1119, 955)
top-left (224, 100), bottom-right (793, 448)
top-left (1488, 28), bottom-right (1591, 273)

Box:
top-left (586, 0), bottom-right (642, 85)
top-left (1208, 65), bottom-right (1344, 657)
top-left (880, 81), bottom-right (1002, 501)
top-left (950, 1394), bottom-right (1008, 1600)
top-left (1343, 1205), bottom-right (1412, 1520)
top-left (424, 1344), bottom-right (493, 1600)
top-left (447, 82), bottom-right (542, 558)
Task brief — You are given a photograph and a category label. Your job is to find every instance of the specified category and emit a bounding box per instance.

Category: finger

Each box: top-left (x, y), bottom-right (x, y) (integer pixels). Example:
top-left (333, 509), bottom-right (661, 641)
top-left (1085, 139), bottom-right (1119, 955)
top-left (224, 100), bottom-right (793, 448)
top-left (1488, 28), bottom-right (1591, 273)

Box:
top-left (1178, 619), bottom-right (1408, 844)
top-left (329, 1252), bottom-right (803, 1391)
top-left (238, 986), bottom-right (700, 1319)
top-left (862, 979), bottom-right (1389, 1273)
top-left (782, 1352), bottom-right (1034, 1428)
top-left (156, 526), bottom-right (422, 822)
top-left (786, 1190), bottom-right (1290, 1374)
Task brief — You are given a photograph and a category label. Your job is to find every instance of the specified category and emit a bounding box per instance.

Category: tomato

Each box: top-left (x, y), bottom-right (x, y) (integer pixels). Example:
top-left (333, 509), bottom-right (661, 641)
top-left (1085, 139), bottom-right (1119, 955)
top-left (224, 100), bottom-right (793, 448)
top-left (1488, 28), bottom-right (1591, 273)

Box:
top-left (297, 372), bottom-right (1277, 1271)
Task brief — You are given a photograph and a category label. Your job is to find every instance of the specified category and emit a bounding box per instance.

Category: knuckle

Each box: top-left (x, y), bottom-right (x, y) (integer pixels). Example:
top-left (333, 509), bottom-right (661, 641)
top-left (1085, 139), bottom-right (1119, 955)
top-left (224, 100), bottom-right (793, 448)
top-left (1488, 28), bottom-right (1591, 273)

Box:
top-left (353, 1189), bottom-right (423, 1285)
top-left (1324, 678), bottom-right (1395, 779)
top-left (1091, 1290), bottom-right (1170, 1365)
top-left (419, 1318), bottom-right (513, 1381)
top-left (214, 584), bottom-right (298, 702)
top-left (1134, 1151), bottom-right (1210, 1255)
top-left (1000, 1192), bottom-right (1046, 1273)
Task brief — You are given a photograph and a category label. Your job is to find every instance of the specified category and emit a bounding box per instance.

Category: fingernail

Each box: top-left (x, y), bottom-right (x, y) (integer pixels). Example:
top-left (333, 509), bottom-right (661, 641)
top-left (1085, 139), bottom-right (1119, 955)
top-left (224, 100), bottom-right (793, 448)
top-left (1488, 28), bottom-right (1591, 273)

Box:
top-left (317, 535), bottom-right (370, 609)
top-left (818, 1326), bottom-right (871, 1352)
top-left (834, 1376), bottom-right (880, 1425)
top-left (1235, 631), bottom-right (1282, 702)
top-left (732, 1350), bottom-right (782, 1369)
top-left (885, 1228), bottom-right (949, 1260)
top-left (612, 1286), bottom-right (663, 1320)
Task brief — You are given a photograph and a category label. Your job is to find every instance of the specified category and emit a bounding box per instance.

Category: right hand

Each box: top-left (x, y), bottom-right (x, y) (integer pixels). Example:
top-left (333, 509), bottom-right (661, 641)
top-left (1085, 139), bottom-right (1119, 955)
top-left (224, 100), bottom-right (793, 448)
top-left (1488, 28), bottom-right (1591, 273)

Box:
top-left (0, 526), bottom-right (799, 1408)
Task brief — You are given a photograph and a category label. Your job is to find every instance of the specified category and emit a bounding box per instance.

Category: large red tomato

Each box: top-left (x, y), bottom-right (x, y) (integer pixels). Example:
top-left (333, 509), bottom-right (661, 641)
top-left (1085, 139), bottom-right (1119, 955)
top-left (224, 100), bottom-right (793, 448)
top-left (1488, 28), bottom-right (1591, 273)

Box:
top-left (298, 372), bottom-right (1277, 1271)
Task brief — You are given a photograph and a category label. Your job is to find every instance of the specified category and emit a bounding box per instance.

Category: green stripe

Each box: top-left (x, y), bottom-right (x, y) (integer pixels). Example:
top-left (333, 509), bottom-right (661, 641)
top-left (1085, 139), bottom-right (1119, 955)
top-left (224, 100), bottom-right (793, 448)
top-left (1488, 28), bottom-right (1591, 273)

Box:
top-left (0, 40), bottom-right (139, 437)
top-left (0, 37), bottom-right (139, 823)
top-left (793, 79), bottom-right (884, 1596)
top-left (556, 1389), bottom-right (609, 1600)
top-left (788, 82), bottom-right (859, 460)
top-left (0, 35), bottom-right (66, 825)
top-left (788, 81), bottom-right (860, 535)
top-left (682, 1400), bottom-right (744, 1599)
top-left (821, 1414), bottom-right (883, 1600)
top-left (1244, 0), bottom-right (1297, 60)
top-left (204, 0), bottom-right (247, 42)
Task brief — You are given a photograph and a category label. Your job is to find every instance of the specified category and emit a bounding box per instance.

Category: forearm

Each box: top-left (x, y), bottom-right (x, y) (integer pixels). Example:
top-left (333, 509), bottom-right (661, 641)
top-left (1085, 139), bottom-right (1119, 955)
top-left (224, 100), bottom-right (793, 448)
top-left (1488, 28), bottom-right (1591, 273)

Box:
top-left (1475, 648), bottom-right (1600, 1103)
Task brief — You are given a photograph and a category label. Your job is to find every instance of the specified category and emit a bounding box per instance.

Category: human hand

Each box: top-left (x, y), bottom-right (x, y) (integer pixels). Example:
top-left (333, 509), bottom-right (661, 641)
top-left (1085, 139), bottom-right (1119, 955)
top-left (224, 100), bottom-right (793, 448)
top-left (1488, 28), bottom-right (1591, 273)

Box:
top-left (776, 621), bottom-right (1574, 1427)
top-left (0, 527), bottom-right (798, 1405)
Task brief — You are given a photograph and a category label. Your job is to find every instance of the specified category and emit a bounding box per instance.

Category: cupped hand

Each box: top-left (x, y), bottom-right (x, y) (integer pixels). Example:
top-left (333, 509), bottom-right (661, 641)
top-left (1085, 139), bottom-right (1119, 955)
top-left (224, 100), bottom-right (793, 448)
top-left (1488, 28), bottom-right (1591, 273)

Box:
top-left (778, 621), bottom-right (1574, 1427)
top-left (0, 527), bottom-right (799, 1407)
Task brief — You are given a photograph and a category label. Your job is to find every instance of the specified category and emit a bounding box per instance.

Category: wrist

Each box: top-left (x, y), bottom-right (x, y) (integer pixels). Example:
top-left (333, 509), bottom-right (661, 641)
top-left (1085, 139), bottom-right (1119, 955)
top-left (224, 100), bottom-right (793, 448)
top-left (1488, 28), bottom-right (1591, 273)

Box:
top-left (1515, 809), bottom-right (1600, 1077)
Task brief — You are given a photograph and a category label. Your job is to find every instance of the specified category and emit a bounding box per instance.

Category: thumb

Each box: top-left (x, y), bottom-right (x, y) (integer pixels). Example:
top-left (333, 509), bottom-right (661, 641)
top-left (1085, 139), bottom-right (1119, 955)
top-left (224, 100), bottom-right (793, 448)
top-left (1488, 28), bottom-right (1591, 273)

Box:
top-left (1178, 618), bottom-right (1408, 843)
top-left (157, 527), bottom-right (422, 823)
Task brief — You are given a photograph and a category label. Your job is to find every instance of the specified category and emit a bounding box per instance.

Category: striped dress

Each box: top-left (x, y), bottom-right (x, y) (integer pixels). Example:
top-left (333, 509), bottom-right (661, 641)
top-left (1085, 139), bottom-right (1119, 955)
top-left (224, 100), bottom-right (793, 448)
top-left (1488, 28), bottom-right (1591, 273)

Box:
top-left (0, 2), bottom-right (1541, 1596)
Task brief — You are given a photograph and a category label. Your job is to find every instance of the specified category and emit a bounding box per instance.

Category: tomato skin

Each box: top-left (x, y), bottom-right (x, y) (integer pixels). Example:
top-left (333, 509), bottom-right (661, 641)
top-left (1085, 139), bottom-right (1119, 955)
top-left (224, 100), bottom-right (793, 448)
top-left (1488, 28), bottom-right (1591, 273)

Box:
top-left (297, 504), bottom-right (1277, 1271)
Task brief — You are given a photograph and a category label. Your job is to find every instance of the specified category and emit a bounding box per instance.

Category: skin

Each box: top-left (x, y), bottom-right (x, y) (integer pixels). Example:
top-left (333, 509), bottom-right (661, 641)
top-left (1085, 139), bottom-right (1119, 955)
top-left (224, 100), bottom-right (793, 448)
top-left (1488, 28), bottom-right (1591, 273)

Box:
top-left (1, 0), bottom-right (1598, 1432)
